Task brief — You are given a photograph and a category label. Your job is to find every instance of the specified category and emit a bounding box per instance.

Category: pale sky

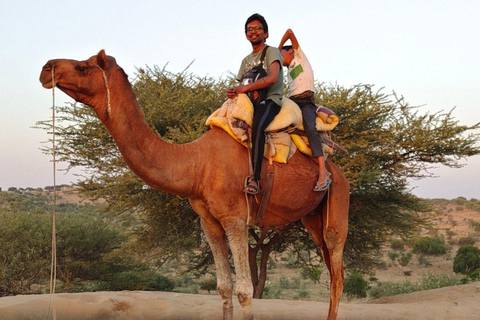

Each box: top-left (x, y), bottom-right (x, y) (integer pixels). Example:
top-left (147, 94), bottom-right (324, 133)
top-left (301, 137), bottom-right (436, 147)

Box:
top-left (1, 0), bottom-right (479, 199)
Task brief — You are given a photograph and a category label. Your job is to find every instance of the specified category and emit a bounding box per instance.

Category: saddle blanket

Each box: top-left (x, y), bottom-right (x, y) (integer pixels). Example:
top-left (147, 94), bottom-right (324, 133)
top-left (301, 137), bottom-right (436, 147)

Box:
top-left (206, 94), bottom-right (339, 163)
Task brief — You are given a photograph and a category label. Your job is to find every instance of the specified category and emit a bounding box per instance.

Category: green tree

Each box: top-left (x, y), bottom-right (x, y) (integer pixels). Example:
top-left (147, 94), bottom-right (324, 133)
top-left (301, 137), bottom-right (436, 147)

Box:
top-left (453, 245), bottom-right (480, 276)
top-left (320, 84), bottom-right (479, 268)
top-left (37, 67), bottom-right (480, 297)
top-left (200, 277), bottom-right (217, 294)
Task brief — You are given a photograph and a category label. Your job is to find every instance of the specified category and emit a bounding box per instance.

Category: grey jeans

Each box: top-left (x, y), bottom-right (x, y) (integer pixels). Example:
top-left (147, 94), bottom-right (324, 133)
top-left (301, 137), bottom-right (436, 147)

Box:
top-left (291, 94), bottom-right (324, 158)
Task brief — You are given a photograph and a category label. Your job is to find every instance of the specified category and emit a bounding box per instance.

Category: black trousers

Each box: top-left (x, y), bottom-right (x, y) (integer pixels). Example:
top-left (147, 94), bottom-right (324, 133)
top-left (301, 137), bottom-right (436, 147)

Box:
top-left (290, 95), bottom-right (324, 158)
top-left (251, 99), bottom-right (281, 181)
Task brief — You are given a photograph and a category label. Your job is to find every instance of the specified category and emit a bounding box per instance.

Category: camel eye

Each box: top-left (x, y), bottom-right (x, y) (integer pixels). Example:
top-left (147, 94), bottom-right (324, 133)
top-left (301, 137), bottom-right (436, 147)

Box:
top-left (76, 65), bottom-right (87, 73)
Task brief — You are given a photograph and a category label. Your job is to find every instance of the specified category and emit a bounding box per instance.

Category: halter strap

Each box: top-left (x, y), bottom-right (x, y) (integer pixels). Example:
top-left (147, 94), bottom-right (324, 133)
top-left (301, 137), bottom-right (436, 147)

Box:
top-left (95, 64), bottom-right (111, 118)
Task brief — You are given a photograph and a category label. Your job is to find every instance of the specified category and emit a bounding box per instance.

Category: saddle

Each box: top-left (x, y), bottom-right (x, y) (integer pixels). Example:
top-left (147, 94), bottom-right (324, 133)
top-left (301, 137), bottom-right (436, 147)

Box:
top-left (206, 94), bottom-right (341, 163)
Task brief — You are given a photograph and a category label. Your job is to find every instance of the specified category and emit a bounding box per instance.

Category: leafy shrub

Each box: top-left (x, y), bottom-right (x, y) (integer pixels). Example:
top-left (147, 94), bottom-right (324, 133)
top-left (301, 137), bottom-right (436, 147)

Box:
top-left (285, 253), bottom-right (301, 269)
top-left (468, 268), bottom-right (480, 281)
top-left (294, 290), bottom-right (310, 299)
top-left (399, 252), bottom-right (413, 267)
top-left (468, 219), bottom-right (480, 231)
top-left (418, 255), bottom-right (432, 266)
top-left (453, 197), bottom-right (467, 205)
top-left (457, 236), bottom-right (477, 246)
top-left (279, 276), bottom-right (301, 289)
top-left (344, 272), bottom-right (368, 299)
top-left (200, 277), bottom-right (217, 293)
top-left (0, 211), bottom-right (51, 295)
top-left (377, 260), bottom-right (388, 270)
top-left (390, 239), bottom-right (405, 251)
top-left (369, 273), bottom-right (462, 298)
top-left (445, 229), bottom-right (456, 237)
top-left (262, 286), bottom-right (282, 299)
top-left (300, 266), bottom-right (323, 283)
top-left (146, 274), bottom-right (175, 292)
top-left (419, 273), bottom-right (461, 290)
top-left (388, 251), bottom-right (400, 262)
top-left (100, 271), bottom-right (147, 291)
top-left (413, 236), bottom-right (447, 256)
top-left (453, 245), bottom-right (480, 276)
top-left (174, 274), bottom-right (192, 287)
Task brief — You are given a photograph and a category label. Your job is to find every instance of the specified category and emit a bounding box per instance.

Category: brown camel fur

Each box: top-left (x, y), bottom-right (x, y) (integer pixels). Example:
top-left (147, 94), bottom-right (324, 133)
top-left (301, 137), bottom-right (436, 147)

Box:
top-left (39, 50), bottom-right (350, 320)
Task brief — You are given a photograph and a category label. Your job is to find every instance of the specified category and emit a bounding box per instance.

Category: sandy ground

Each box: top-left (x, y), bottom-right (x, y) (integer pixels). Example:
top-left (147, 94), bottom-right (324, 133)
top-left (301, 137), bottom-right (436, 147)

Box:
top-left (1, 282), bottom-right (479, 320)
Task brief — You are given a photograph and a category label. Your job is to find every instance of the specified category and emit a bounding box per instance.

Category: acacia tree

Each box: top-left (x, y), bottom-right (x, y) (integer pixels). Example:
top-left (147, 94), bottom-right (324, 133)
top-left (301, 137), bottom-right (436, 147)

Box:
top-left (247, 83), bottom-right (479, 297)
top-left (37, 66), bottom-right (480, 297)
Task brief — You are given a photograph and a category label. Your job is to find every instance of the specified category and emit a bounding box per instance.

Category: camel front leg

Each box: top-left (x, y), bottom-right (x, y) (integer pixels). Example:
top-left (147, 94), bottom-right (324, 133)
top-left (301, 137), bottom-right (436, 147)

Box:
top-left (200, 217), bottom-right (234, 320)
top-left (224, 218), bottom-right (255, 320)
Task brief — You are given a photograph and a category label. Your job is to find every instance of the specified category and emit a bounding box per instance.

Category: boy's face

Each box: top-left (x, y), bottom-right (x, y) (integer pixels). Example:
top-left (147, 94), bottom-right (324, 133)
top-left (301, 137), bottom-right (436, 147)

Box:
top-left (246, 20), bottom-right (267, 45)
top-left (281, 49), bottom-right (294, 66)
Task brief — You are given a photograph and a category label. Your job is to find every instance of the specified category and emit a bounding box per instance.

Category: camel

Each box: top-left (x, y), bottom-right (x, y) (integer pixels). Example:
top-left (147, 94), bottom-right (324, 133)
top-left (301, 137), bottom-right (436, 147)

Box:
top-left (39, 50), bottom-right (350, 320)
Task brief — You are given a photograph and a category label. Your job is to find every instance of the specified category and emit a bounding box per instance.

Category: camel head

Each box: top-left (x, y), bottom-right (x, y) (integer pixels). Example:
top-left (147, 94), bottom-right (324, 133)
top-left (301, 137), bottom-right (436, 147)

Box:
top-left (40, 50), bottom-right (123, 119)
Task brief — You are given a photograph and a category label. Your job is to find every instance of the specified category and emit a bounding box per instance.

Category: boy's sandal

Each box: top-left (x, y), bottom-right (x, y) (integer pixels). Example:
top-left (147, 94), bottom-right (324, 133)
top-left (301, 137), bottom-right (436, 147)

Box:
top-left (314, 177), bottom-right (332, 192)
top-left (244, 177), bottom-right (260, 195)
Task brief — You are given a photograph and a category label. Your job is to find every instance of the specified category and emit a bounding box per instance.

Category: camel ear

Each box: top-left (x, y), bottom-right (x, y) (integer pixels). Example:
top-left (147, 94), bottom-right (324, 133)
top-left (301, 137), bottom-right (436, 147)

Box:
top-left (97, 49), bottom-right (108, 70)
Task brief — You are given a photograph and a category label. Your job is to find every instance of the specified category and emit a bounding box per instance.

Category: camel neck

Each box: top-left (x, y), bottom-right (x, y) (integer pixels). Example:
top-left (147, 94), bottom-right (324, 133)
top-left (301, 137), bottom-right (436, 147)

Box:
top-left (98, 72), bottom-right (197, 198)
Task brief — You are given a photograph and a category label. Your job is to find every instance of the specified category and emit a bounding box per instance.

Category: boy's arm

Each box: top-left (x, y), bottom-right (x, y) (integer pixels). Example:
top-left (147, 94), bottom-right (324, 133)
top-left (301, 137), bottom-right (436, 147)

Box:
top-left (278, 28), bottom-right (299, 50)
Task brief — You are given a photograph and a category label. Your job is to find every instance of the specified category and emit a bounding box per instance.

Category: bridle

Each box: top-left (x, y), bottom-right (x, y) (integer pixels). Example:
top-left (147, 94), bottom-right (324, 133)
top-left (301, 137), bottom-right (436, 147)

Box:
top-left (94, 64), bottom-right (111, 118)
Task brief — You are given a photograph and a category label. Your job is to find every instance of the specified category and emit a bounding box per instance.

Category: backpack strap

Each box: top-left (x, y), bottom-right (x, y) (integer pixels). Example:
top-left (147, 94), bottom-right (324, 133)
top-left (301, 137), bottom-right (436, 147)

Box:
top-left (259, 45), bottom-right (269, 67)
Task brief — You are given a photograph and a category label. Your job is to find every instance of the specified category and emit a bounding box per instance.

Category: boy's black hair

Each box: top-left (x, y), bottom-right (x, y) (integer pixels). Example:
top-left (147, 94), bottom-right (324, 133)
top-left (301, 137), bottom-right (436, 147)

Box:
top-left (281, 45), bottom-right (293, 51)
top-left (245, 13), bottom-right (268, 34)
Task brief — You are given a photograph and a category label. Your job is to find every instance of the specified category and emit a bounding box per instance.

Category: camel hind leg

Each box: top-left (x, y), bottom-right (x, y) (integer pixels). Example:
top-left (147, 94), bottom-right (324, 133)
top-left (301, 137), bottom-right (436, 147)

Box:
top-left (301, 166), bottom-right (349, 320)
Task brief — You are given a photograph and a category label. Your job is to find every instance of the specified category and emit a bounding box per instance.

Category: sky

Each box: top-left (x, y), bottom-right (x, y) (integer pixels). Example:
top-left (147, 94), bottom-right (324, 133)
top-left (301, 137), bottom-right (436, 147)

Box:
top-left (1, 0), bottom-right (479, 199)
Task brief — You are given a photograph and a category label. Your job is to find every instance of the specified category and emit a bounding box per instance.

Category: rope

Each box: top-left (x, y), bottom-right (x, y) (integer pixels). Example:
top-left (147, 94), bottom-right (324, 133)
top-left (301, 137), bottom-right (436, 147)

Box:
top-left (326, 185), bottom-right (330, 230)
top-left (47, 67), bottom-right (57, 320)
top-left (44, 63), bottom-right (109, 319)
top-left (244, 134), bottom-right (254, 226)
top-left (95, 64), bottom-right (111, 117)
top-left (245, 178), bottom-right (251, 226)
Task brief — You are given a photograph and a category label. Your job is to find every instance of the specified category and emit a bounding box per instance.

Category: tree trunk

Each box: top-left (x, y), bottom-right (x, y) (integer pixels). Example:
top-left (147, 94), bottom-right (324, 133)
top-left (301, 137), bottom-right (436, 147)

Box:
top-left (248, 228), bottom-right (283, 298)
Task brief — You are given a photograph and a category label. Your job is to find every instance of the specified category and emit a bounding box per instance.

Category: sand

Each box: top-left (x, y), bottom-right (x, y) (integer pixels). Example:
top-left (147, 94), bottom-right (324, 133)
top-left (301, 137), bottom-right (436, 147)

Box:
top-left (1, 282), bottom-right (479, 320)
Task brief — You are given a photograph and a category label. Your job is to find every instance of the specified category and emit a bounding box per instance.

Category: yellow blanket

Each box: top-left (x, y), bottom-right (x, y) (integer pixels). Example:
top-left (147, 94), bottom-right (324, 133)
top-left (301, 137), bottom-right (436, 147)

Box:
top-left (206, 94), bottom-right (339, 162)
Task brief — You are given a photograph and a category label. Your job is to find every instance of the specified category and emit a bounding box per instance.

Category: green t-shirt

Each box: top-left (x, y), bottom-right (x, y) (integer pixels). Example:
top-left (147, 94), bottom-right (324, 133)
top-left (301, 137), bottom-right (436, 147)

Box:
top-left (236, 46), bottom-right (284, 106)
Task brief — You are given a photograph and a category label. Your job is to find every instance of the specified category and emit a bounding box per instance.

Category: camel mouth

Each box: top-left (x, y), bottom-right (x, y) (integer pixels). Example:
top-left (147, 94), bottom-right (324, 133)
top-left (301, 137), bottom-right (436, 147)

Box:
top-left (41, 79), bottom-right (55, 89)
top-left (40, 70), bottom-right (57, 89)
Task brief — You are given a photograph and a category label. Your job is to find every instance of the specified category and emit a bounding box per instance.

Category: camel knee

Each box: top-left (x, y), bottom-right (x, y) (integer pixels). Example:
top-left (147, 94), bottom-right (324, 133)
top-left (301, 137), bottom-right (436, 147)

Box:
top-left (235, 282), bottom-right (253, 307)
top-left (217, 279), bottom-right (234, 299)
top-left (324, 227), bottom-right (339, 249)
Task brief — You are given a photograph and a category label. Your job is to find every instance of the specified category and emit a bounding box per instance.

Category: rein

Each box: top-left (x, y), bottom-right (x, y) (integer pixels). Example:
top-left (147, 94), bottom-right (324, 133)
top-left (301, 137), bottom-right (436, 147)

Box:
top-left (44, 63), bottom-right (110, 320)
top-left (47, 66), bottom-right (58, 320)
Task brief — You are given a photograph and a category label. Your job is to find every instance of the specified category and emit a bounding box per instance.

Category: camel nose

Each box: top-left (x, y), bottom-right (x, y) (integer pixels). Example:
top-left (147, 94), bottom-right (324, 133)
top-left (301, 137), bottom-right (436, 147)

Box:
top-left (40, 60), bottom-right (58, 85)
top-left (42, 61), bottom-right (56, 72)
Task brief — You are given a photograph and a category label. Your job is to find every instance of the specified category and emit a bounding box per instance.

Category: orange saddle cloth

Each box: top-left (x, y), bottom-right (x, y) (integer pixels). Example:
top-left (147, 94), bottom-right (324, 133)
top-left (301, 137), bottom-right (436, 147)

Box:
top-left (206, 94), bottom-right (339, 163)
